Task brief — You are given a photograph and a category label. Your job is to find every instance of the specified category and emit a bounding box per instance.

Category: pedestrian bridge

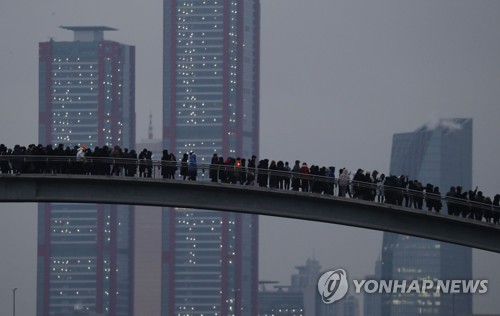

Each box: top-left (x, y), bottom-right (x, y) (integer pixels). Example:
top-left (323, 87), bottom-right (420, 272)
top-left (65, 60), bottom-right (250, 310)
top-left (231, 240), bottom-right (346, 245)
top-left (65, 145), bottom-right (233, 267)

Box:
top-left (1, 173), bottom-right (499, 253)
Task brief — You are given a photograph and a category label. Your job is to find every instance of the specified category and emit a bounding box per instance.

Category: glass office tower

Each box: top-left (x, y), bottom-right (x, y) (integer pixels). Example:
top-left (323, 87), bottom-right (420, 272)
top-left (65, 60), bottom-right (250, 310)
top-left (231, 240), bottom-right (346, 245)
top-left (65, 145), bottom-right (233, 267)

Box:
top-left (162, 1), bottom-right (260, 315)
top-left (38, 26), bottom-right (135, 316)
top-left (381, 118), bottom-right (473, 316)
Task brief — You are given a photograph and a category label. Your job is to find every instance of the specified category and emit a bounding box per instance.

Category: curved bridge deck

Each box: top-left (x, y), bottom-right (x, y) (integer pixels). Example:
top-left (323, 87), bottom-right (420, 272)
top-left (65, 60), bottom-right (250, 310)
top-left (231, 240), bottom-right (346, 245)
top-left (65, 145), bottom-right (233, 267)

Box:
top-left (1, 173), bottom-right (499, 253)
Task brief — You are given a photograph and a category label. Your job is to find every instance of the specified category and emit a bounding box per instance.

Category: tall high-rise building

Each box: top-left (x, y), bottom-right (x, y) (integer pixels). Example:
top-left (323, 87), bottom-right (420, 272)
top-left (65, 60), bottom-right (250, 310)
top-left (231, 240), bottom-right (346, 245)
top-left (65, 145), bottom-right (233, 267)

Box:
top-left (38, 26), bottom-right (135, 316)
top-left (163, 0), bottom-right (260, 161)
top-left (381, 118), bottom-right (473, 316)
top-left (162, 1), bottom-right (260, 315)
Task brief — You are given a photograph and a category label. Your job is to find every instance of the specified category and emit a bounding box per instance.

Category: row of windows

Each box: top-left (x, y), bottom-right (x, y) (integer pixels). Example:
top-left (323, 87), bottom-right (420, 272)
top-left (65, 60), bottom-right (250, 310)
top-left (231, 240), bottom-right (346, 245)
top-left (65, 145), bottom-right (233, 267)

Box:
top-left (178, 18), bottom-right (222, 25)
top-left (176, 92), bottom-right (223, 97)
top-left (175, 235), bottom-right (222, 242)
top-left (177, 38), bottom-right (223, 44)
top-left (176, 88), bottom-right (223, 96)
top-left (176, 23), bottom-right (224, 31)
top-left (175, 226), bottom-right (222, 232)
top-left (51, 65), bottom-right (97, 71)
top-left (176, 30), bottom-right (223, 37)
top-left (177, 106), bottom-right (223, 111)
top-left (176, 59), bottom-right (222, 65)
top-left (52, 118), bottom-right (98, 124)
top-left (177, 7), bottom-right (223, 14)
top-left (52, 127), bottom-right (100, 134)
top-left (52, 89), bottom-right (99, 95)
top-left (52, 102), bottom-right (98, 108)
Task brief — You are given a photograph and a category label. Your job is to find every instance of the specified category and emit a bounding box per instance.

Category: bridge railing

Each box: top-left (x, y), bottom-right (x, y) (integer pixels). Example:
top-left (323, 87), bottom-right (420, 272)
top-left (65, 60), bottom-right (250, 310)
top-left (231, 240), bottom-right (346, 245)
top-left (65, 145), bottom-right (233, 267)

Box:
top-left (0, 154), bottom-right (499, 223)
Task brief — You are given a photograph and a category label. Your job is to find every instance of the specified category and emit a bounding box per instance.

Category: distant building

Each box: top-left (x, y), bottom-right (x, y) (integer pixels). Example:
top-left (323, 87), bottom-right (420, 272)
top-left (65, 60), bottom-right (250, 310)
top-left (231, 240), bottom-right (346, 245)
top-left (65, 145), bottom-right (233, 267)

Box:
top-left (381, 118), bottom-right (473, 316)
top-left (338, 295), bottom-right (360, 316)
top-left (259, 257), bottom-right (321, 316)
top-left (258, 286), bottom-right (304, 316)
top-left (37, 26), bottom-right (135, 316)
top-left (259, 257), bottom-right (359, 316)
top-left (163, 0), bottom-right (260, 161)
top-left (136, 112), bottom-right (163, 159)
top-left (314, 293), bottom-right (360, 316)
top-left (389, 118), bottom-right (472, 192)
top-left (162, 1), bottom-right (261, 315)
top-left (363, 259), bottom-right (382, 316)
top-left (133, 119), bottom-right (163, 316)
top-left (39, 26), bottom-right (135, 148)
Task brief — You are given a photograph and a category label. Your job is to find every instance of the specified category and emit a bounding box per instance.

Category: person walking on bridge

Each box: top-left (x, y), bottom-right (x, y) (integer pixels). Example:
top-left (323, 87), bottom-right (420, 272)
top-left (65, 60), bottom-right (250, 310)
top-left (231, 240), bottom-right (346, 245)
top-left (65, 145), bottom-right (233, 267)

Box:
top-left (188, 151), bottom-right (197, 181)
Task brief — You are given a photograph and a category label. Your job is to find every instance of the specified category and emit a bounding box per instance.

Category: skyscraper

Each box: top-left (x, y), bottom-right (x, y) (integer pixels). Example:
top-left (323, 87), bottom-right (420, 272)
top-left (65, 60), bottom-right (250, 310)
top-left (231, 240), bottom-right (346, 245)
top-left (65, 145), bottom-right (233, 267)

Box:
top-left (38, 26), bottom-right (135, 316)
top-left (162, 1), bottom-right (260, 315)
top-left (163, 0), bottom-right (260, 161)
top-left (381, 118), bottom-right (473, 316)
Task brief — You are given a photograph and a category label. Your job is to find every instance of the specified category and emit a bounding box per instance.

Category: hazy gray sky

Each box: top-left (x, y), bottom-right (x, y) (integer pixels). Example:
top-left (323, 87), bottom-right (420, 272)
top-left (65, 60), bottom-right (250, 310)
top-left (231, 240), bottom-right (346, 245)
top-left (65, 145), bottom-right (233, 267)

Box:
top-left (1, 0), bottom-right (500, 314)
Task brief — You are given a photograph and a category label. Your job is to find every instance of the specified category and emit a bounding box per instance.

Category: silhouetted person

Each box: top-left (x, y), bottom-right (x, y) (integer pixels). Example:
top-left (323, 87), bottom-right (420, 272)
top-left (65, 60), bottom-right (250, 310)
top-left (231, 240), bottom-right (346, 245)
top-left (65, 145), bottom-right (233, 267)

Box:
top-left (240, 158), bottom-right (247, 184)
top-left (188, 151), bottom-right (197, 181)
top-left (432, 186), bottom-right (442, 213)
top-left (493, 194), bottom-right (500, 224)
top-left (425, 183), bottom-right (435, 211)
top-left (180, 153), bottom-right (189, 180)
top-left (168, 153), bottom-right (177, 179)
top-left (145, 151), bottom-right (153, 177)
top-left (299, 162), bottom-right (310, 192)
top-left (338, 169), bottom-right (350, 198)
top-left (246, 155), bottom-right (256, 185)
top-left (483, 196), bottom-right (493, 223)
top-left (291, 160), bottom-right (301, 191)
top-left (445, 186), bottom-right (457, 216)
top-left (277, 160), bottom-right (286, 189)
top-left (376, 174), bottom-right (385, 203)
top-left (161, 150), bottom-right (170, 179)
top-left (327, 166), bottom-right (336, 195)
top-left (111, 145), bottom-right (122, 176)
top-left (127, 149), bottom-right (137, 177)
top-left (209, 153), bottom-right (219, 182)
top-left (257, 159), bottom-right (269, 188)
top-left (472, 190), bottom-right (484, 221)
top-left (352, 169), bottom-right (364, 199)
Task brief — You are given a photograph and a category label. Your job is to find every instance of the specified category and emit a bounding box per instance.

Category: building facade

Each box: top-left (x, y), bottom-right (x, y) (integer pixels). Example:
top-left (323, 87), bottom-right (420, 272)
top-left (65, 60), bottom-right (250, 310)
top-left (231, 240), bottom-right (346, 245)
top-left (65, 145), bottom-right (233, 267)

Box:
top-left (37, 26), bottom-right (135, 316)
top-left (258, 257), bottom-right (320, 316)
top-left (363, 259), bottom-right (381, 316)
top-left (133, 126), bottom-right (163, 316)
top-left (163, 0), bottom-right (260, 162)
top-left (162, 1), bottom-right (261, 315)
top-left (381, 118), bottom-right (473, 316)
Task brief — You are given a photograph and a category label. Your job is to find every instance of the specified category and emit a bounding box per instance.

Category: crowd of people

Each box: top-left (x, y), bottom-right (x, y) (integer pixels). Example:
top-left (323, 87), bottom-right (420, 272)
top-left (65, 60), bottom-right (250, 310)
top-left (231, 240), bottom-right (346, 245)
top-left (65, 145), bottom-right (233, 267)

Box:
top-left (1, 143), bottom-right (499, 224)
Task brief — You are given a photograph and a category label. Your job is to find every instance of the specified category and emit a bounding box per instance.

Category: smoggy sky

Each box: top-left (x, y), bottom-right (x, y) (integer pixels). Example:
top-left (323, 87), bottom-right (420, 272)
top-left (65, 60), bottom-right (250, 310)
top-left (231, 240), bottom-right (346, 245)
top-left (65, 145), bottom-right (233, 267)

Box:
top-left (1, 0), bottom-right (500, 314)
